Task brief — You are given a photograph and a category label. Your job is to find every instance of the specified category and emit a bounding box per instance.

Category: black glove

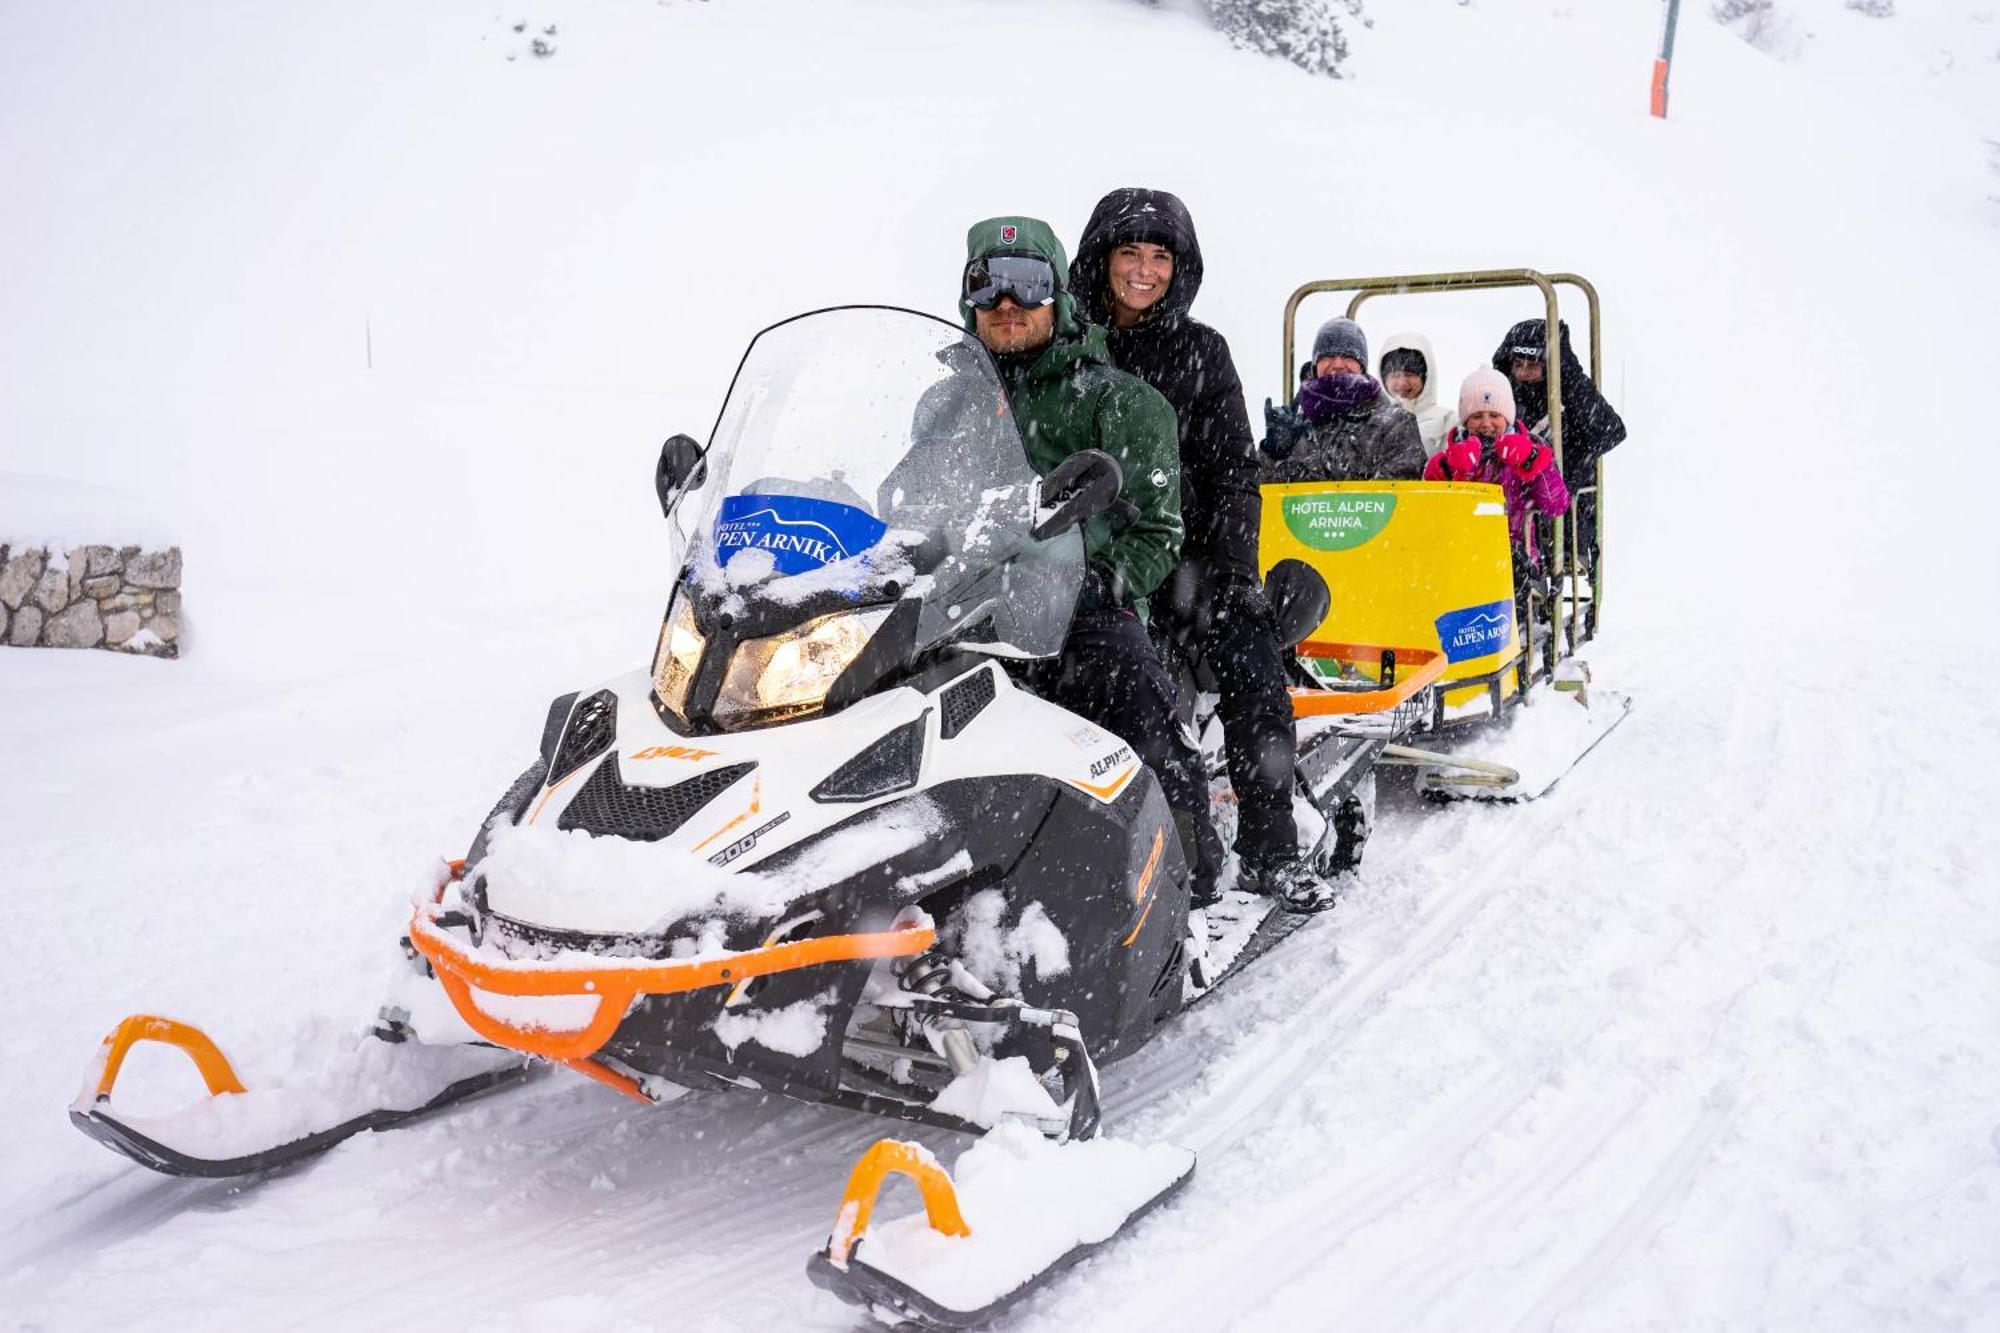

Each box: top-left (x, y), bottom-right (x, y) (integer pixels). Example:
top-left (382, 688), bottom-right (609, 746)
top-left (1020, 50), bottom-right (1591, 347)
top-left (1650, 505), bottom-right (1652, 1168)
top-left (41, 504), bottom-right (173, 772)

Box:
top-left (1261, 398), bottom-right (1304, 461)
top-left (1076, 563), bottom-right (1123, 617)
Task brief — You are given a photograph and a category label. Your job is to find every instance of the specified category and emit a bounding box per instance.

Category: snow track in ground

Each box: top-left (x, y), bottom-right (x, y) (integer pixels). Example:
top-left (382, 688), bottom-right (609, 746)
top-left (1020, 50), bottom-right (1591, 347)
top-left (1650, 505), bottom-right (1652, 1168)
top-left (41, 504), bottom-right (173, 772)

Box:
top-left (10, 628), bottom-right (1992, 1333)
top-left (4, 0), bottom-right (1997, 1325)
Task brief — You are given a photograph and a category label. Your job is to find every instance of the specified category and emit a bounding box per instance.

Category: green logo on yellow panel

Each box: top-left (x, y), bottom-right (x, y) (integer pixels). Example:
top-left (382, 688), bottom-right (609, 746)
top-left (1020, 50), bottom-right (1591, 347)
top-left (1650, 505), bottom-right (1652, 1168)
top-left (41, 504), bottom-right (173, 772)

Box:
top-left (1282, 493), bottom-right (1397, 551)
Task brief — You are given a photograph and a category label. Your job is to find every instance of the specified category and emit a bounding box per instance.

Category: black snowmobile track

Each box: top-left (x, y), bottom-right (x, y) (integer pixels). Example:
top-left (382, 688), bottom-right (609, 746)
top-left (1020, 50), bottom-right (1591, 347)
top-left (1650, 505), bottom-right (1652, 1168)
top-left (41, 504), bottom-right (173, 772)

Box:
top-left (1186, 896), bottom-right (1318, 1009)
top-left (69, 1060), bottom-right (535, 1179)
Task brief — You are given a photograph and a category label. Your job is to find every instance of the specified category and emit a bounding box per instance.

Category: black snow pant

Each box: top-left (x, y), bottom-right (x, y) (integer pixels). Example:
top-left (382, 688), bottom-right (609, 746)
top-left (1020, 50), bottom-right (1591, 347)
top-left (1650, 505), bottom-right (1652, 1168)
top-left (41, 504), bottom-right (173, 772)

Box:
top-left (1563, 467), bottom-right (1602, 577)
top-left (1196, 583), bottom-right (1300, 867)
top-left (1018, 607), bottom-right (1223, 901)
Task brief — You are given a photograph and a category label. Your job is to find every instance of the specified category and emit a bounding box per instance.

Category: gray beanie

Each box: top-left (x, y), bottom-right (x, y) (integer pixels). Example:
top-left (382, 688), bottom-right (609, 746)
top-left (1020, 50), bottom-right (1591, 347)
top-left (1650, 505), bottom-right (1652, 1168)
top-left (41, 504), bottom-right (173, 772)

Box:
top-left (1312, 317), bottom-right (1368, 368)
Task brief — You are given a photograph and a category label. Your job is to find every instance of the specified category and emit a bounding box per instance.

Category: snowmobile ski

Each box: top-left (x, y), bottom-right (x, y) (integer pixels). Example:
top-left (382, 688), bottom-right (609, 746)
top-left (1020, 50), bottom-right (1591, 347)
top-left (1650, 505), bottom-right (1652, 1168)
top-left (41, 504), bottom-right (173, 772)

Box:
top-left (807, 1126), bottom-right (1195, 1330)
top-left (70, 1014), bottom-right (532, 1178)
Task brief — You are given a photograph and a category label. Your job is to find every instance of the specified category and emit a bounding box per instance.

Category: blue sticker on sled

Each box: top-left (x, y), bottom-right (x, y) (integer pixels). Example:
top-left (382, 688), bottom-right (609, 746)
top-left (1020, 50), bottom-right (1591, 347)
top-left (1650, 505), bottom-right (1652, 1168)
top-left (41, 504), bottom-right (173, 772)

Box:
top-left (1434, 599), bottom-right (1513, 664)
top-left (714, 494), bottom-right (888, 575)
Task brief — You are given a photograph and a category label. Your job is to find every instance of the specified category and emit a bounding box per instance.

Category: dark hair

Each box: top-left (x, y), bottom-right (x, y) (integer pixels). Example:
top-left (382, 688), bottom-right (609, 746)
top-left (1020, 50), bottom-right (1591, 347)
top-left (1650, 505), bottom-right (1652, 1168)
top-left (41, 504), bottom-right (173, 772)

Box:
top-left (1380, 347), bottom-right (1427, 382)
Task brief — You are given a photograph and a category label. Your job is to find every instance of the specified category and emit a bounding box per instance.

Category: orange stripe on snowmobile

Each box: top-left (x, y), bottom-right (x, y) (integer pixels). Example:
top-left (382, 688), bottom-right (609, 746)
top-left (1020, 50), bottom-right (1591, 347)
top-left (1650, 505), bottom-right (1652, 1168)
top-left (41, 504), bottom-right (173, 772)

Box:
top-left (87, 1015), bottom-right (247, 1103)
top-left (1289, 641), bottom-right (1447, 717)
top-left (1066, 764), bottom-right (1138, 802)
top-left (1121, 896), bottom-right (1157, 949)
top-left (411, 904), bottom-right (935, 1062)
top-left (1120, 829), bottom-right (1167, 948)
top-left (1132, 828), bottom-right (1164, 906)
top-left (691, 776), bottom-right (762, 852)
top-left (824, 1139), bottom-right (971, 1269)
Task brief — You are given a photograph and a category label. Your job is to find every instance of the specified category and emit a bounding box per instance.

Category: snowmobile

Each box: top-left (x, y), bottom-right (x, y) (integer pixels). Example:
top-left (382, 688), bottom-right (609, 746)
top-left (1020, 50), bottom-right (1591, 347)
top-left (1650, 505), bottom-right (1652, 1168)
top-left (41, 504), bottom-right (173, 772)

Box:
top-left (70, 306), bottom-right (1452, 1328)
top-left (1269, 268), bottom-right (1632, 800)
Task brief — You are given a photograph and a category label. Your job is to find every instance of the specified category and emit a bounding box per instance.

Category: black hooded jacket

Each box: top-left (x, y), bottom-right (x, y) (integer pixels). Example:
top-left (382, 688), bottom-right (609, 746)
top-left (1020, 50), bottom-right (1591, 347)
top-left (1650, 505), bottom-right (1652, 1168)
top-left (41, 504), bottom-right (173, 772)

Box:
top-left (1071, 189), bottom-right (1261, 586)
top-left (1491, 318), bottom-right (1627, 479)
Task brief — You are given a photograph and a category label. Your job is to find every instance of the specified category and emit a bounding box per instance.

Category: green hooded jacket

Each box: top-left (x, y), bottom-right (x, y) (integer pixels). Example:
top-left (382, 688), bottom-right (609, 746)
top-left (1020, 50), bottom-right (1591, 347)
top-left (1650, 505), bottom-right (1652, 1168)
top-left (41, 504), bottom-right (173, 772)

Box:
top-left (960, 216), bottom-right (1184, 608)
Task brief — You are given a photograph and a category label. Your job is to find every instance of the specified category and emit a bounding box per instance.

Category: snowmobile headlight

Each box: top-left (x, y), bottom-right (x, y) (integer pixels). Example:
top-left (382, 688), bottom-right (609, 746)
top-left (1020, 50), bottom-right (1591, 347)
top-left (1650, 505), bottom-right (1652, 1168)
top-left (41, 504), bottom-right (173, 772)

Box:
top-left (713, 607), bottom-right (891, 731)
top-left (651, 595), bottom-right (706, 720)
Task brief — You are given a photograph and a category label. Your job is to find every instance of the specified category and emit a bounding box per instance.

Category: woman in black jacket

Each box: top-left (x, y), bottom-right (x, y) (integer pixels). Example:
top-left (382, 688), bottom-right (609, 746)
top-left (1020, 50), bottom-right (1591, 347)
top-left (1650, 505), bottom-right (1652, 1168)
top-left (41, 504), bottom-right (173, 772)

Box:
top-left (1071, 188), bottom-right (1332, 912)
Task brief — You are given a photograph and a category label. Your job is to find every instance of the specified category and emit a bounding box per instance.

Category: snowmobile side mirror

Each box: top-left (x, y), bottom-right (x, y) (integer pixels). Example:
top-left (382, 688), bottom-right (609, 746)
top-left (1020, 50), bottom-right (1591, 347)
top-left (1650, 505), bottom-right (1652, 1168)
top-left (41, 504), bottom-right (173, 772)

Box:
top-left (1032, 449), bottom-right (1123, 541)
top-left (1265, 558), bottom-right (1331, 650)
top-left (656, 434), bottom-right (707, 516)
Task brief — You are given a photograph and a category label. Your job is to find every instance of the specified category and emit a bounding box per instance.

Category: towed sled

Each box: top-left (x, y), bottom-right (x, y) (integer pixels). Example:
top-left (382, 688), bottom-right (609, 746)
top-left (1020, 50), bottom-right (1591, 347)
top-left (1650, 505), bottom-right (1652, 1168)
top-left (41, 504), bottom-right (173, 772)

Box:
top-left (70, 306), bottom-right (1452, 1328)
top-left (1267, 268), bottom-right (1633, 801)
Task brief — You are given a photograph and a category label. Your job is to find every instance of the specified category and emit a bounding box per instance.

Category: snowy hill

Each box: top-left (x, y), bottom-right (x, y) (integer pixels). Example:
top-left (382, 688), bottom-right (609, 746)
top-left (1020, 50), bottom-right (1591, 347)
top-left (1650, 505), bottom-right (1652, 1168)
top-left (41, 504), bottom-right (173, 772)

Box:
top-left (3, 2), bottom-right (1997, 1329)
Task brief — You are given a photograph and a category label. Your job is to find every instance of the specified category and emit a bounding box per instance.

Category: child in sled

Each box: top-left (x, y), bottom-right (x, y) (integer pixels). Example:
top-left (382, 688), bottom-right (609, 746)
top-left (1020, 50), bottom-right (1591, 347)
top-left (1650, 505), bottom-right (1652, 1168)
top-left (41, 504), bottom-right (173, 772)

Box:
top-left (1425, 369), bottom-right (1571, 588)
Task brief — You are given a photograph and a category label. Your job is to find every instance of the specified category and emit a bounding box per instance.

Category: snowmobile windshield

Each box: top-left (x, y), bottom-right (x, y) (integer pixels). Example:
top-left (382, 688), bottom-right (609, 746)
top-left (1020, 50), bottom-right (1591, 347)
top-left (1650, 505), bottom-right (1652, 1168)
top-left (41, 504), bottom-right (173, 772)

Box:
top-left (674, 306), bottom-right (1084, 660)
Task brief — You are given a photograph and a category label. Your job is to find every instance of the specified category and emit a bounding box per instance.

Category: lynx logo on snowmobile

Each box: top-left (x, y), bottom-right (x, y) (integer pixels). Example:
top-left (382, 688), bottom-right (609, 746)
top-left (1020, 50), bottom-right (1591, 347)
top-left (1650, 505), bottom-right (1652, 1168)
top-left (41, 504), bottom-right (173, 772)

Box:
top-left (713, 494), bottom-right (888, 576)
top-left (1281, 493), bottom-right (1397, 552)
top-left (630, 743), bottom-right (719, 762)
top-left (707, 810), bottom-right (791, 867)
top-left (1434, 599), bottom-right (1514, 663)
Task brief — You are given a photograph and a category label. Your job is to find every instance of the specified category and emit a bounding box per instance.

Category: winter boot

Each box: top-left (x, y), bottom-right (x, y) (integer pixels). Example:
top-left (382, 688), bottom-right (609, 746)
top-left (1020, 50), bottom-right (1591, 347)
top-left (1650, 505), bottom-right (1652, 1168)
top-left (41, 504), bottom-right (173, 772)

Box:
top-left (1240, 855), bottom-right (1339, 915)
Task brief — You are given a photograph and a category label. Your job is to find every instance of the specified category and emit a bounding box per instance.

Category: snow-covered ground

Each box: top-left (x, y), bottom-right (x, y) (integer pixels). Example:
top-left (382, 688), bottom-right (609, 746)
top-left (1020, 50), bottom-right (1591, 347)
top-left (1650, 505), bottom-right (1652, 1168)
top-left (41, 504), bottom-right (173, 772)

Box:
top-left (4, 1), bottom-right (1997, 1328)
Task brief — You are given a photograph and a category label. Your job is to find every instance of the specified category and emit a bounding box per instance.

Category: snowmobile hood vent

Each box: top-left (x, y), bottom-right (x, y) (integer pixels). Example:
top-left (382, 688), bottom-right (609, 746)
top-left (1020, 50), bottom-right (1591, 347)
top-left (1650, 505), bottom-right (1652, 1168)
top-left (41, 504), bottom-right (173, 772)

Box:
top-left (811, 715), bottom-right (927, 804)
top-left (939, 668), bottom-right (995, 740)
top-left (557, 758), bottom-right (756, 842)
top-left (549, 690), bottom-right (619, 786)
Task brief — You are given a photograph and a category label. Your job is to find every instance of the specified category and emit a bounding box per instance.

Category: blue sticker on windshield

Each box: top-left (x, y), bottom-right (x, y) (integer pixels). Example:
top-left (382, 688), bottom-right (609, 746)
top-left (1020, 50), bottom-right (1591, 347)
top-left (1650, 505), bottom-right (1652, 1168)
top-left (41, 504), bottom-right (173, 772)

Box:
top-left (1434, 599), bottom-right (1513, 663)
top-left (714, 493), bottom-right (887, 575)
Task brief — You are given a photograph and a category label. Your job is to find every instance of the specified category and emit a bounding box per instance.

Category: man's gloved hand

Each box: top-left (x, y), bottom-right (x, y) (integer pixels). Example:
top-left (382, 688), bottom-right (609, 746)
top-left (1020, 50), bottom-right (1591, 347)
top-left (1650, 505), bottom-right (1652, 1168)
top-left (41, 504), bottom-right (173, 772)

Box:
top-left (1442, 435), bottom-right (1484, 478)
top-left (1497, 431), bottom-right (1551, 479)
top-left (1260, 398), bottom-right (1305, 461)
top-left (1076, 563), bottom-right (1123, 617)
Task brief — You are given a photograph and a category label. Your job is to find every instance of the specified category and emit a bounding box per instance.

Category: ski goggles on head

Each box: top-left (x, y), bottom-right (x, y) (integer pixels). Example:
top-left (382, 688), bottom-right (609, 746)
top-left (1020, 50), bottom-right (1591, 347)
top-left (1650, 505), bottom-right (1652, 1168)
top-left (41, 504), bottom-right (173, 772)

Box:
top-left (963, 255), bottom-right (1059, 310)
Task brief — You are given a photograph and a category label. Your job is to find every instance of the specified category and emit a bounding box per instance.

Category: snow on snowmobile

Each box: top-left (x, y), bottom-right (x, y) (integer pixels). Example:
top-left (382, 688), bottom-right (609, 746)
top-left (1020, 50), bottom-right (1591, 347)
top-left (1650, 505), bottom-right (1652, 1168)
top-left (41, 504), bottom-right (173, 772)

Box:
top-left (1269, 268), bottom-right (1632, 801)
top-left (70, 306), bottom-right (1454, 1328)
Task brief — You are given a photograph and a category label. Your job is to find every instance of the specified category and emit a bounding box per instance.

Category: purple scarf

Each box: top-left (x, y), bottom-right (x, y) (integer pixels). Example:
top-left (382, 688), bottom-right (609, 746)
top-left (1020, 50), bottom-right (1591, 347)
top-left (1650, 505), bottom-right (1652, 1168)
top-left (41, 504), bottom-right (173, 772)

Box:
top-left (1296, 373), bottom-right (1382, 424)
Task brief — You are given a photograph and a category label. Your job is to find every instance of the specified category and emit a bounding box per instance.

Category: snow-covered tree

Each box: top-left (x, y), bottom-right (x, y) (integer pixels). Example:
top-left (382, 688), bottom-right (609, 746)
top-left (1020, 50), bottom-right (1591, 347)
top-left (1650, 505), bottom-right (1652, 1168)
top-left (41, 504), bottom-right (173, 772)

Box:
top-left (1205, 0), bottom-right (1352, 79)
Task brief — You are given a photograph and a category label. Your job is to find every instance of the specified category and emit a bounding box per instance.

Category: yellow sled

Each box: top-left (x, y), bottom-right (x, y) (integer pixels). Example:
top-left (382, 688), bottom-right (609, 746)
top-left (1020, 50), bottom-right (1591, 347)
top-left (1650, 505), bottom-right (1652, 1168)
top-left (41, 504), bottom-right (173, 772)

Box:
top-left (1266, 269), bottom-right (1629, 798)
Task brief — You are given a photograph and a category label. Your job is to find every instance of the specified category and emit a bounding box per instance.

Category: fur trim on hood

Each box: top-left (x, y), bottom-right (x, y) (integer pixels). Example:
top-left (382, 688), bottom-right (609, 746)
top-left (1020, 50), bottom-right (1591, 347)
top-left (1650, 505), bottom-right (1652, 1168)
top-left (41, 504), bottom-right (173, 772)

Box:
top-left (1379, 330), bottom-right (1457, 456)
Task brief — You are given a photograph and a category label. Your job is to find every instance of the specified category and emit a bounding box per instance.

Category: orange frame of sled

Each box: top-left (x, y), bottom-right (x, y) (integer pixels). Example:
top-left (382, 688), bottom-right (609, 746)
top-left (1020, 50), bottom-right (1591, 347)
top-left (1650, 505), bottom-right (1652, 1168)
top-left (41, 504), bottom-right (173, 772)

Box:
top-left (1288, 641), bottom-right (1447, 717)
top-left (409, 903), bottom-right (935, 1063)
top-left (824, 1138), bottom-right (972, 1269)
top-left (86, 1014), bottom-right (248, 1104)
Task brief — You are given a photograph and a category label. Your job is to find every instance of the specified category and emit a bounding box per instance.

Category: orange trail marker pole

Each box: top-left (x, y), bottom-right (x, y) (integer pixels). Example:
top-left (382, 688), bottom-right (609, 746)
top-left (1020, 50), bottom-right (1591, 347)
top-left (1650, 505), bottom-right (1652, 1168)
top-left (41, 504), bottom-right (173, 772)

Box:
top-left (1653, 0), bottom-right (1682, 118)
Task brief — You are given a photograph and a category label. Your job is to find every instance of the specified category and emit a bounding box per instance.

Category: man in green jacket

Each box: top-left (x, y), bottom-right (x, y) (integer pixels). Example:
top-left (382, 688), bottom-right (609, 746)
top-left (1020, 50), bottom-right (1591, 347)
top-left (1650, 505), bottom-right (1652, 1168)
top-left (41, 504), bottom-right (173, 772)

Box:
top-left (958, 215), bottom-right (1222, 902)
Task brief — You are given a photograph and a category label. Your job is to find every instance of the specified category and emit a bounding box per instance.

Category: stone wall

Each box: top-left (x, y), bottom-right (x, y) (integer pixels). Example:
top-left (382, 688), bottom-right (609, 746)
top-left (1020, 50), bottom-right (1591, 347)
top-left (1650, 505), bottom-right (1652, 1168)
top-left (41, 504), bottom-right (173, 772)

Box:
top-left (0, 544), bottom-right (182, 658)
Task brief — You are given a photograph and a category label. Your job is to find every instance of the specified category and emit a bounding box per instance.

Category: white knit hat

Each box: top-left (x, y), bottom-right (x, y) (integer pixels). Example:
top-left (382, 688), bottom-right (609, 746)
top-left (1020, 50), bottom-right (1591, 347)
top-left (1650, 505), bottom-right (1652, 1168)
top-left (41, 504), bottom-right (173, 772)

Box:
top-left (1458, 368), bottom-right (1516, 422)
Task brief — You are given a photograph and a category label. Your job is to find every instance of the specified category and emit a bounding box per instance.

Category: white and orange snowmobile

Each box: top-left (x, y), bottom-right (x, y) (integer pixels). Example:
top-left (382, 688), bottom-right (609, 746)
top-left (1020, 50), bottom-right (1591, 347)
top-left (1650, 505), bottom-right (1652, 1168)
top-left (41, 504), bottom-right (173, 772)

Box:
top-left (70, 307), bottom-right (1449, 1328)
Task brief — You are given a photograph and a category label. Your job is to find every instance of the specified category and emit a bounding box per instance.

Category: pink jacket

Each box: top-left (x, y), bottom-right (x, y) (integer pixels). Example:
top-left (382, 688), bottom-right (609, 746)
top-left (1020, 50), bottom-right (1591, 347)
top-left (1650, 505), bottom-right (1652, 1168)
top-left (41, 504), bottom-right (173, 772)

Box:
top-left (1423, 424), bottom-right (1571, 569)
